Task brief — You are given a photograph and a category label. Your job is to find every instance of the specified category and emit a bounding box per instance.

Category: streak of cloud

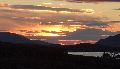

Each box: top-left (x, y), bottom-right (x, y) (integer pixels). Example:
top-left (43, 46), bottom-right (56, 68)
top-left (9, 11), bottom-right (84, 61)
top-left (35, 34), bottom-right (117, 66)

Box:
top-left (55, 0), bottom-right (120, 3)
top-left (10, 5), bottom-right (81, 13)
top-left (63, 28), bottom-right (120, 41)
top-left (113, 8), bottom-right (120, 10)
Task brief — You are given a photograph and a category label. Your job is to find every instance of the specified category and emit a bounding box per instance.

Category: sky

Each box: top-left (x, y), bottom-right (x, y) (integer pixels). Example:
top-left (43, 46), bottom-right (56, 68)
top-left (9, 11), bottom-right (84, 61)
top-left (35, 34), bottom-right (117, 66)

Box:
top-left (0, 0), bottom-right (120, 45)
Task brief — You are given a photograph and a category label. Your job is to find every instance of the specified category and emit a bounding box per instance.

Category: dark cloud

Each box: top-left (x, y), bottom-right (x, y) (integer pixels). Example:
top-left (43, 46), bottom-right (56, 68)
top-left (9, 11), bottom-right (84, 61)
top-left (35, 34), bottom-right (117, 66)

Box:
top-left (10, 5), bottom-right (81, 12)
top-left (26, 28), bottom-right (120, 44)
top-left (56, 0), bottom-right (120, 2)
top-left (73, 20), bottom-right (108, 27)
top-left (109, 21), bottom-right (120, 23)
top-left (0, 5), bottom-right (108, 29)
top-left (63, 28), bottom-right (120, 41)
top-left (113, 8), bottom-right (120, 10)
top-left (0, 5), bottom-right (100, 25)
top-left (26, 31), bottom-right (40, 33)
top-left (18, 30), bottom-right (28, 32)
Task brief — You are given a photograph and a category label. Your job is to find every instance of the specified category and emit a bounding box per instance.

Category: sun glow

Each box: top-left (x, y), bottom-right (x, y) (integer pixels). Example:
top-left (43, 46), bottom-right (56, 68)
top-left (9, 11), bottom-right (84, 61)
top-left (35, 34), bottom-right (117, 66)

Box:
top-left (81, 9), bottom-right (95, 14)
top-left (35, 33), bottom-right (64, 37)
top-left (10, 23), bottom-right (87, 37)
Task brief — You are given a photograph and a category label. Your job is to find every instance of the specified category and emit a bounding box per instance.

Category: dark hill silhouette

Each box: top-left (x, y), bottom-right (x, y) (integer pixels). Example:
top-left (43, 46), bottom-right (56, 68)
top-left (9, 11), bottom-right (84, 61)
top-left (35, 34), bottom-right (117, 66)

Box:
top-left (96, 34), bottom-right (120, 47)
top-left (0, 32), bottom-right (30, 43)
top-left (1, 33), bottom-right (120, 69)
top-left (0, 32), bottom-right (51, 45)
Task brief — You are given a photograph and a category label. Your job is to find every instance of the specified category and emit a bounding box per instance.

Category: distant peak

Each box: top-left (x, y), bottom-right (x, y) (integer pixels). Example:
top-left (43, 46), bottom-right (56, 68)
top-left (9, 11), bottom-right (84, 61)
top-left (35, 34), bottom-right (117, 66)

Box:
top-left (0, 32), bottom-right (51, 45)
top-left (96, 34), bottom-right (120, 47)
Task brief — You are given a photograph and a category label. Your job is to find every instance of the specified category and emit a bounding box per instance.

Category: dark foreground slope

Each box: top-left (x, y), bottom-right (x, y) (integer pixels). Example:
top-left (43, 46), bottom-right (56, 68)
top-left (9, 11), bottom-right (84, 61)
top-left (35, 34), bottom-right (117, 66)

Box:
top-left (96, 34), bottom-right (120, 47)
top-left (0, 42), bottom-right (120, 69)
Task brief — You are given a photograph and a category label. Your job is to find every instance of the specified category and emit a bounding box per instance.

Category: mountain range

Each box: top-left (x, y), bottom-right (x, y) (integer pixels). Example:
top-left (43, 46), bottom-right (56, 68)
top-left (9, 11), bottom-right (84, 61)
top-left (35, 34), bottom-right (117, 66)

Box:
top-left (0, 32), bottom-right (51, 45)
top-left (0, 32), bottom-right (120, 47)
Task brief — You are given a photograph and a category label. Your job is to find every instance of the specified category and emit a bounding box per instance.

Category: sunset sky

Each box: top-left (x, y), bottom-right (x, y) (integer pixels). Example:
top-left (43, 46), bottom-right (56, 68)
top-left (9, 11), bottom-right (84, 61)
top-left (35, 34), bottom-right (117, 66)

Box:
top-left (0, 0), bottom-right (120, 45)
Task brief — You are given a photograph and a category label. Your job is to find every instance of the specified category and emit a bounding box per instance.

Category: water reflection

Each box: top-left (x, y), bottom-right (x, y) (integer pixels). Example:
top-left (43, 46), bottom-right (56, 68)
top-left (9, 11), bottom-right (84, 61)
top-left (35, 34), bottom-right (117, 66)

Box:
top-left (68, 52), bottom-right (104, 57)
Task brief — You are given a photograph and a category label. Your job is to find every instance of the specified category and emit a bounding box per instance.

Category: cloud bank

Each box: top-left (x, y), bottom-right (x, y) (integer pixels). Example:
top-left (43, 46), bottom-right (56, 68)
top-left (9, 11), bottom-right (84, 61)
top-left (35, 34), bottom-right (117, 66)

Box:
top-left (10, 5), bottom-right (81, 13)
top-left (64, 28), bottom-right (120, 41)
top-left (56, 0), bottom-right (120, 3)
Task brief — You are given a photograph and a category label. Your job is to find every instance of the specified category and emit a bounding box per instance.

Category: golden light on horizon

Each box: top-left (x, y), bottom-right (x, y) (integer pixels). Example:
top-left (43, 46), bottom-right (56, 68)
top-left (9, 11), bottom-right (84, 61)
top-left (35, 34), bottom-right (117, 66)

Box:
top-left (9, 23), bottom-right (88, 37)
top-left (58, 40), bottom-right (97, 45)
top-left (59, 40), bottom-right (81, 45)
top-left (34, 32), bottom-right (66, 37)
